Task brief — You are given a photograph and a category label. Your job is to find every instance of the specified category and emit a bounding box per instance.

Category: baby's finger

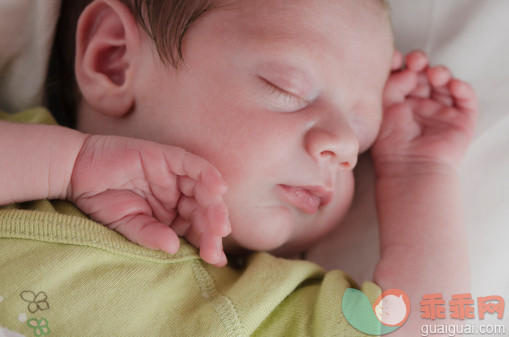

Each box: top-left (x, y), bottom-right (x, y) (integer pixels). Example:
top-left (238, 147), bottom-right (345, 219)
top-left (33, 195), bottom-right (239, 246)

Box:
top-left (449, 79), bottom-right (478, 113)
top-left (83, 189), bottom-right (152, 225)
top-left (176, 194), bottom-right (198, 220)
top-left (184, 226), bottom-right (202, 250)
top-left (145, 193), bottom-right (178, 226)
top-left (405, 50), bottom-right (428, 72)
top-left (179, 177), bottom-right (230, 236)
top-left (170, 215), bottom-right (191, 236)
top-left (217, 251), bottom-right (228, 267)
top-left (167, 149), bottom-right (228, 195)
top-left (430, 92), bottom-right (454, 107)
top-left (178, 176), bottom-right (196, 198)
top-left (113, 213), bottom-right (180, 254)
top-left (408, 70), bottom-right (431, 98)
top-left (179, 176), bottom-right (224, 208)
top-left (423, 66), bottom-right (455, 106)
top-left (383, 69), bottom-right (417, 109)
top-left (408, 83), bottom-right (431, 99)
top-left (201, 166), bottom-right (229, 195)
top-left (427, 65), bottom-right (452, 87)
top-left (206, 203), bottom-right (231, 237)
top-left (185, 228), bottom-right (228, 267)
top-left (177, 196), bottom-right (208, 233)
top-left (178, 196), bottom-right (230, 237)
top-left (200, 232), bottom-right (225, 266)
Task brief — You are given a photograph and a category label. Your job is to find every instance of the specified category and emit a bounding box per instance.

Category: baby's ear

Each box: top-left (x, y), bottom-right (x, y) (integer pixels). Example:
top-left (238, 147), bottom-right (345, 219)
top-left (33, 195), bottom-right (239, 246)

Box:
top-left (75, 0), bottom-right (139, 117)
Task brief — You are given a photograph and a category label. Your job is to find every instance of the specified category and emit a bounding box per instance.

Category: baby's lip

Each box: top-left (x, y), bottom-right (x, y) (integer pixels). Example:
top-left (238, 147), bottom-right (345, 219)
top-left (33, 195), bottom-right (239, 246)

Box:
top-left (278, 184), bottom-right (334, 213)
top-left (300, 185), bottom-right (334, 207)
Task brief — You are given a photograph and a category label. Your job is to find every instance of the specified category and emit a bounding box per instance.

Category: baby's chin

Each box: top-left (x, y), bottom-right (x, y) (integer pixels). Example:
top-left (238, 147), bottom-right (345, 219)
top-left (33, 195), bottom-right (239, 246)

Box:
top-left (222, 235), bottom-right (310, 258)
top-left (222, 205), bottom-right (296, 255)
top-left (222, 217), bottom-right (327, 259)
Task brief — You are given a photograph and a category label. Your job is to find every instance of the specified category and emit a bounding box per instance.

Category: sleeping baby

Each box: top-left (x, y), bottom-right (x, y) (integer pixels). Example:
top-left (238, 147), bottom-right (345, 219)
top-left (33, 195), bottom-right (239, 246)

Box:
top-left (0, 0), bottom-right (477, 335)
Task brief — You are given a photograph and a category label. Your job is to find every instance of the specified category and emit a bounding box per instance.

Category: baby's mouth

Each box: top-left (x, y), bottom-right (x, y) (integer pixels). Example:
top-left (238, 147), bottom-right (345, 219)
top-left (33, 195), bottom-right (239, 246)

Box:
top-left (277, 184), bottom-right (333, 214)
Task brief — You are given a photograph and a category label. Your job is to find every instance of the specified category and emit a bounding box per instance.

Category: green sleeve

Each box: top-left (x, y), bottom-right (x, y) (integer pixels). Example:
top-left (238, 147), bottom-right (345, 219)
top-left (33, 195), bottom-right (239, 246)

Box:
top-left (0, 107), bottom-right (57, 125)
top-left (0, 200), bottom-right (382, 337)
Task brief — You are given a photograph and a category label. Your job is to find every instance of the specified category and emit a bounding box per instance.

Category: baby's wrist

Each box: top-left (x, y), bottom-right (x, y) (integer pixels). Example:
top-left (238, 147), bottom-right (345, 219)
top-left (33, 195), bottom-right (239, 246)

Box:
top-left (372, 157), bottom-right (459, 181)
top-left (62, 132), bottom-right (91, 202)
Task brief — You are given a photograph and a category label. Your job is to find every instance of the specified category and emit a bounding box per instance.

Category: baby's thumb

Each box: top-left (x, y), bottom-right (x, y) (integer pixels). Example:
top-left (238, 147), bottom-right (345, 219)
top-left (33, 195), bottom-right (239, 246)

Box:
top-left (383, 69), bottom-right (418, 109)
top-left (113, 213), bottom-right (181, 254)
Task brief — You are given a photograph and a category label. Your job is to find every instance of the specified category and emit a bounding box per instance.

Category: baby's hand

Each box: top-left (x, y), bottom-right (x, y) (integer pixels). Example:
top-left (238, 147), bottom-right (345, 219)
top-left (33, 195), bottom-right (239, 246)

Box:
top-left (68, 135), bottom-right (230, 266)
top-left (372, 51), bottom-right (478, 177)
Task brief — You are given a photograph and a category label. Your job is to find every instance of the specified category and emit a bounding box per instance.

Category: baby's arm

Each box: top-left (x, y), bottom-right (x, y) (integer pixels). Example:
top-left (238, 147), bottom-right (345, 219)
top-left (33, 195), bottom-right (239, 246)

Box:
top-left (371, 51), bottom-right (477, 330)
top-left (0, 120), bottom-right (230, 266)
top-left (0, 121), bottom-right (84, 205)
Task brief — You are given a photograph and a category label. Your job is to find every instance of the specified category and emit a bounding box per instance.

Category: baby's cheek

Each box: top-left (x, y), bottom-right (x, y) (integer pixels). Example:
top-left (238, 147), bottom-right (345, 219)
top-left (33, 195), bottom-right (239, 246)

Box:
top-left (319, 171), bottom-right (355, 231)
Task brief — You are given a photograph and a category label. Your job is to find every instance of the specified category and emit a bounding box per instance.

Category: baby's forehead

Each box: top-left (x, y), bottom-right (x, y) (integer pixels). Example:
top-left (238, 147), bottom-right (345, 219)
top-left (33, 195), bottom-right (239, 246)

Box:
top-left (223, 0), bottom-right (389, 24)
top-left (216, 0), bottom-right (392, 55)
top-left (215, 0), bottom-right (392, 54)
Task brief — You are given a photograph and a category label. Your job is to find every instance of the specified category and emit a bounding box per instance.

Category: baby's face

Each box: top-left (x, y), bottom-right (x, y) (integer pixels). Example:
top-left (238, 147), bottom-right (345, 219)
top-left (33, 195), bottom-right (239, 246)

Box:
top-left (121, 0), bottom-right (393, 255)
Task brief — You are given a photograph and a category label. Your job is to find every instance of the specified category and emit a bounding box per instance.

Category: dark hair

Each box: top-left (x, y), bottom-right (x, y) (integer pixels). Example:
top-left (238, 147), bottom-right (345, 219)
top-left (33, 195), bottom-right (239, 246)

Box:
top-left (123, 0), bottom-right (219, 67)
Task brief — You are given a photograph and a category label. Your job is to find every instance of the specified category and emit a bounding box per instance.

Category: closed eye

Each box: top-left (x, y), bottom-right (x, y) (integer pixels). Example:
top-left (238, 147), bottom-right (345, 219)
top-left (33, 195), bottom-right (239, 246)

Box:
top-left (261, 78), bottom-right (308, 112)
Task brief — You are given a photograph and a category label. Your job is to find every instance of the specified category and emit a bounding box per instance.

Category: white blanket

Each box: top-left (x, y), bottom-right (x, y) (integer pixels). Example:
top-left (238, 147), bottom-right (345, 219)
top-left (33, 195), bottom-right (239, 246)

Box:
top-left (0, 0), bottom-right (61, 113)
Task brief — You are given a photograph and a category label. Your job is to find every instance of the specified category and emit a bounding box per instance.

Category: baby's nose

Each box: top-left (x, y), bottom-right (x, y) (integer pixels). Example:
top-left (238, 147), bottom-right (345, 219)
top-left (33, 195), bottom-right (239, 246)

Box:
top-left (305, 125), bottom-right (359, 170)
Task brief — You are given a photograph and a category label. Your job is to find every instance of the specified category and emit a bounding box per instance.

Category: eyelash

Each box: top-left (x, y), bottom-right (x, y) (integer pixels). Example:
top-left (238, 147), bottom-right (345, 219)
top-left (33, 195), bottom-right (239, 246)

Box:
top-left (262, 81), bottom-right (308, 111)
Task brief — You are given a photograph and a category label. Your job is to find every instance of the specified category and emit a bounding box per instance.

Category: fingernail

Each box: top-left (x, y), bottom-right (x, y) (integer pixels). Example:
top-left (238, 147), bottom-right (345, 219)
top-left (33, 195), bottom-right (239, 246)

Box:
top-left (219, 253), bottom-right (228, 267)
top-left (220, 207), bottom-right (231, 234)
top-left (215, 239), bottom-right (221, 255)
top-left (225, 216), bottom-right (231, 234)
top-left (167, 242), bottom-right (179, 255)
